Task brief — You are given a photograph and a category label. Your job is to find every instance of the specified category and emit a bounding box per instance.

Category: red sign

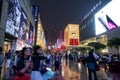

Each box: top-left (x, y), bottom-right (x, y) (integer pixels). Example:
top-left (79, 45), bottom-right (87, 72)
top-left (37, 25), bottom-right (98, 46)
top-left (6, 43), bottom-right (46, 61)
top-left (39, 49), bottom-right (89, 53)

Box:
top-left (69, 38), bottom-right (79, 45)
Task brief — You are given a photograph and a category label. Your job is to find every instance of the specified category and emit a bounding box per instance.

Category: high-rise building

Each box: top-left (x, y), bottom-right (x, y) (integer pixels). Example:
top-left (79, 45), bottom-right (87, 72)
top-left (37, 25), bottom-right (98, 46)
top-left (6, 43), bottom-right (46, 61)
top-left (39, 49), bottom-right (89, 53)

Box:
top-left (80, 0), bottom-right (120, 54)
top-left (80, 0), bottom-right (111, 41)
top-left (64, 24), bottom-right (79, 47)
top-left (0, 0), bottom-right (36, 79)
top-left (0, 0), bottom-right (36, 51)
top-left (36, 14), bottom-right (46, 50)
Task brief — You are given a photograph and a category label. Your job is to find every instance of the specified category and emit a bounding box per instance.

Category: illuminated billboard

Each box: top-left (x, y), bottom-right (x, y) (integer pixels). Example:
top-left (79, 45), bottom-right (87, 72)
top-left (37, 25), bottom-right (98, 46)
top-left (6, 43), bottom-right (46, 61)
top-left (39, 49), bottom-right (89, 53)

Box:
top-left (95, 0), bottom-right (120, 35)
top-left (28, 23), bottom-right (34, 45)
top-left (5, 0), bottom-right (27, 40)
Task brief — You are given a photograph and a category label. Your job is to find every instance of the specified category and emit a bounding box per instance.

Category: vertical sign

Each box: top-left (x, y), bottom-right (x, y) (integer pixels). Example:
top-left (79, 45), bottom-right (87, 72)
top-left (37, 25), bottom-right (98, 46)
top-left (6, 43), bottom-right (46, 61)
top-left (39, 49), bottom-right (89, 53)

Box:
top-left (32, 6), bottom-right (39, 21)
top-left (18, 10), bottom-right (27, 40)
top-left (28, 23), bottom-right (34, 44)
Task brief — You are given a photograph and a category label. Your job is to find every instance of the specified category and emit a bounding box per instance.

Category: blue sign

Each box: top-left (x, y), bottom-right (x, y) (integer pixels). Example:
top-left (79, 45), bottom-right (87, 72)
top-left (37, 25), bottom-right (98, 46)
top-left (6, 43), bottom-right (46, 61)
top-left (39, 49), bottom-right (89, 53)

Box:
top-left (32, 6), bottom-right (39, 21)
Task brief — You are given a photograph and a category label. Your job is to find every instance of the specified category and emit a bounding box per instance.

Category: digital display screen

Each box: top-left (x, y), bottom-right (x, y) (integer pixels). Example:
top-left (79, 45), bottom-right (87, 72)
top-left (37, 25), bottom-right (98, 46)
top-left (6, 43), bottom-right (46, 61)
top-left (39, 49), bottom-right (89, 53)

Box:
top-left (95, 0), bottom-right (120, 35)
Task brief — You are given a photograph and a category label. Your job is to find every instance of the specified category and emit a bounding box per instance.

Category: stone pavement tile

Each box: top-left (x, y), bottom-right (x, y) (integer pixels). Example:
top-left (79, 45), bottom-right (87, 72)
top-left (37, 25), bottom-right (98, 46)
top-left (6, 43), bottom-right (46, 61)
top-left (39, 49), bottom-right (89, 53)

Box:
top-left (62, 60), bottom-right (80, 80)
top-left (96, 68), bottom-right (108, 80)
top-left (62, 59), bottom-right (120, 80)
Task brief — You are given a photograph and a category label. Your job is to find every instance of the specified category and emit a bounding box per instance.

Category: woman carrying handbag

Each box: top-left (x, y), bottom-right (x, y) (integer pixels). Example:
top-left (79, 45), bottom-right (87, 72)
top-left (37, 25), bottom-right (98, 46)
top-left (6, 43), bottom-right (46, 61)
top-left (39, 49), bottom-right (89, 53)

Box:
top-left (14, 47), bottom-right (32, 80)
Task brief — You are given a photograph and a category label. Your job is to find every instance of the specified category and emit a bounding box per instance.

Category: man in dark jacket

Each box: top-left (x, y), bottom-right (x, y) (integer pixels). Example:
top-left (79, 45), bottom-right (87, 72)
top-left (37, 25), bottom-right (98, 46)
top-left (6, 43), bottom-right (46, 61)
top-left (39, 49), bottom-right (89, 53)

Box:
top-left (85, 49), bottom-right (98, 80)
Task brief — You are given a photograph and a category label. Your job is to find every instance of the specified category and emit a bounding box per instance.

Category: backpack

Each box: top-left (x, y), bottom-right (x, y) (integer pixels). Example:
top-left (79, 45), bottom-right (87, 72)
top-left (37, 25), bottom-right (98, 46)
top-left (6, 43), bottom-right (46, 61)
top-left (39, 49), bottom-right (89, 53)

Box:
top-left (87, 62), bottom-right (95, 70)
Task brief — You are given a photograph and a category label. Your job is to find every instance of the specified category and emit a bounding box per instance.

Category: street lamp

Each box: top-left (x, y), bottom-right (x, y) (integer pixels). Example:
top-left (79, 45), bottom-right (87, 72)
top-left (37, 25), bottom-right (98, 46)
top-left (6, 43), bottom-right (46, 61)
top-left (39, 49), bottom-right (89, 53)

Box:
top-left (52, 45), bottom-right (55, 48)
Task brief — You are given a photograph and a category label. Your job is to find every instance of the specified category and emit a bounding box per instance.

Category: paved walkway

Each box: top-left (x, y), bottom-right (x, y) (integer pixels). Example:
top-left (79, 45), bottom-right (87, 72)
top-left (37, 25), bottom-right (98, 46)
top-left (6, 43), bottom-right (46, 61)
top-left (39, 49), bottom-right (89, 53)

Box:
top-left (2, 59), bottom-right (120, 80)
top-left (61, 59), bottom-right (120, 80)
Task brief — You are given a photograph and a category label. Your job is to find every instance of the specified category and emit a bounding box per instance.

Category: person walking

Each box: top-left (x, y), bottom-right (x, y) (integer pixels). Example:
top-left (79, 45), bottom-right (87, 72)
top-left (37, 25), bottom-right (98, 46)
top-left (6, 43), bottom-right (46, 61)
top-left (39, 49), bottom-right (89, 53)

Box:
top-left (14, 47), bottom-right (32, 80)
top-left (31, 46), bottom-right (46, 80)
top-left (6, 50), bottom-right (12, 71)
top-left (13, 51), bottom-right (20, 75)
top-left (45, 51), bottom-right (52, 68)
top-left (85, 49), bottom-right (98, 80)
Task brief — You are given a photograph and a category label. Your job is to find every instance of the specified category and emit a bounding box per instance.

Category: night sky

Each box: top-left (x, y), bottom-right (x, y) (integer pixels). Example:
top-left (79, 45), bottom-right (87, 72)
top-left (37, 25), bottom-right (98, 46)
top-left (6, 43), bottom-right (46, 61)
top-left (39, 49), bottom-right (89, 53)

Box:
top-left (37, 0), bottom-right (100, 45)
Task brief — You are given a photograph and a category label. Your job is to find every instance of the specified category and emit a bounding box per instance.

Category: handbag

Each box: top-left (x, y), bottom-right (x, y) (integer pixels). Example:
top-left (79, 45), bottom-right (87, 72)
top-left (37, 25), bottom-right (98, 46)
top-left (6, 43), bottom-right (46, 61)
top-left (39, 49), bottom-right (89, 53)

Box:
top-left (13, 72), bottom-right (31, 80)
top-left (95, 64), bottom-right (100, 71)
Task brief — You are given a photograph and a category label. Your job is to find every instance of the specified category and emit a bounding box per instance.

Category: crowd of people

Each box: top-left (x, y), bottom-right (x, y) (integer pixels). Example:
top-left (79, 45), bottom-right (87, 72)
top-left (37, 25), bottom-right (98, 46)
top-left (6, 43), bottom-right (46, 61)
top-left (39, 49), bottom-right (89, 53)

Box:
top-left (0, 46), bottom-right (119, 80)
top-left (77, 50), bottom-right (119, 80)
top-left (0, 46), bottom-right (63, 80)
top-left (64, 49), bottom-right (119, 80)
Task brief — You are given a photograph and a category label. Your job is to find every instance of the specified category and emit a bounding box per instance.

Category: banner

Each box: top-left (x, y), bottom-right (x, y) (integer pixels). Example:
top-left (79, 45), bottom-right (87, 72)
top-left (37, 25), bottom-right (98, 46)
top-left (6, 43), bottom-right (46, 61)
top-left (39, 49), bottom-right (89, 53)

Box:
top-left (6, 0), bottom-right (21, 36)
top-left (5, 0), bottom-right (27, 40)
top-left (18, 10), bottom-right (27, 40)
top-left (32, 6), bottom-right (39, 21)
top-left (28, 23), bottom-right (34, 44)
top-left (69, 38), bottom-right (79, 45)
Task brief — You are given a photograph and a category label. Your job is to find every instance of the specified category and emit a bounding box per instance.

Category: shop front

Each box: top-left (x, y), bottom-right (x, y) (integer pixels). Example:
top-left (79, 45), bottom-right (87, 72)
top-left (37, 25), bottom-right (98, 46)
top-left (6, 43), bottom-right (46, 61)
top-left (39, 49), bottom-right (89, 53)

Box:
top-left (4, 0), bottom-right (29, 52)
top-left (16, 39), bottom-right (31, 51)
top-left (4, 33), bottom-right (17, 53)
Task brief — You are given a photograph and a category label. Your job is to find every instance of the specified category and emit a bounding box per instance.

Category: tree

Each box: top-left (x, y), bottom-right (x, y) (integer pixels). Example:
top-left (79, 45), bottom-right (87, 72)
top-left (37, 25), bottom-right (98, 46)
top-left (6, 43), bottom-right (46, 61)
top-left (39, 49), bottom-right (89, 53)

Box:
top-left (108, 37), bottom-right (120, 59)
top-left (76, 46), bottom-right (91, 54)
top-left (108, 37), bottom-right (120, 50)
top-left (76, 47), bottom-right (86, 54)
top-left (87, 42), bottom-right (106, 52)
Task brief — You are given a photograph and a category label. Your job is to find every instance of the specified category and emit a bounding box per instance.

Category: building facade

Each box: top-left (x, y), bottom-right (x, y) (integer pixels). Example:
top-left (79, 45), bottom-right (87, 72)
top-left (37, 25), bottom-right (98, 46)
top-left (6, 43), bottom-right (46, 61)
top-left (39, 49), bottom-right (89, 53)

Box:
top-left (36, 14), bottom-right (46, 50)
top-left (0, 0), bottom-right (35, 51)
top-left (80, 0), bottom-right (111, 41)
top-left (64, 24), bottom-right (79, 47)
top-left (80, 35), bottom-right (108, 53)
top-left (80, 0), bottom-right (120, 54)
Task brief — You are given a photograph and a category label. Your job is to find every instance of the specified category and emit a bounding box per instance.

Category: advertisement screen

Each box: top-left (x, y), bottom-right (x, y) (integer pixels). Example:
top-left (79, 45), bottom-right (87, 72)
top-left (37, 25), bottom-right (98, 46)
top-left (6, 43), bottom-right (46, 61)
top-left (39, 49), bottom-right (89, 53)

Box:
top-left (18, 10), bottom-right (27, 40)
top-left (95, 0), bottom-right (120, 35)
top-left (16, 39), bottom-right (31, 50)
top-left (5, 0), bottom-right (27, 39)
top-left (28, 23), bottom-right (34, 44)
